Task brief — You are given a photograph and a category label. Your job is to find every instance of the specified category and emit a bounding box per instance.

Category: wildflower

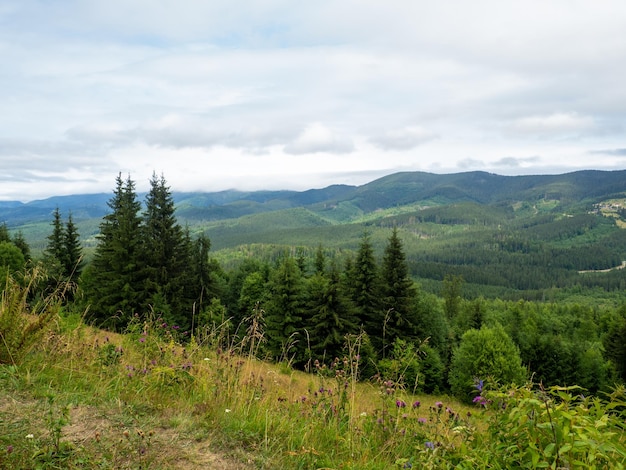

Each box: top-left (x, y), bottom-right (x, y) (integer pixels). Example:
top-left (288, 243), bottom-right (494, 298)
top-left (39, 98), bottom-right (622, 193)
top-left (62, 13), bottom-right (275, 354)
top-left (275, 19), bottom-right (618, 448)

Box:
top-left (412, 400), bottom-right (421, 409)
top-left (225, 409), bottom-right (231, 413)
top-left (435, 401), bottom-right (443, 409)
top-left (360, 412), bottom-right (367, 417)
top-left (474, 378), bottom-right (484, 392)
top-left (396, 399), bottom-right (406, 408)
top-left (7, 445), bottom-right (14, 453)
top-left (139, 337), bottom-right (145, 343)
top-left (203, 357), bottom-right (210, 361)
top-left (425, 441), bottom-right (435, 450)
top-left (172, 325), bottom-right (179, 330)
top-left (25, 434), bottom-right (34, 439)
top-left (418, 417), bottom-right (427, 424)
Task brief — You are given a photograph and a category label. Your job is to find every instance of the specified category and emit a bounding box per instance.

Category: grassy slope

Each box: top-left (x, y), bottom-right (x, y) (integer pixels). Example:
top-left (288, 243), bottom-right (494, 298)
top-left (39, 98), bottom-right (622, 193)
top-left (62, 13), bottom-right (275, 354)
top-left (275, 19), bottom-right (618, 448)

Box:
top-left (1, 312), bottom-right (474, 469)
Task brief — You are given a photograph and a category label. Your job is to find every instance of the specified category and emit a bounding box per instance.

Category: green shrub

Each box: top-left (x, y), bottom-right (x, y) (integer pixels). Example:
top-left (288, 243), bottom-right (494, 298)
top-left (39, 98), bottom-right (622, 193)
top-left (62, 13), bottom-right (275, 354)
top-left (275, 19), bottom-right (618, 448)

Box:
top-left (449, 323), bottom-right (526, 403)
top-left (0, 267), bottom-right (60, 365)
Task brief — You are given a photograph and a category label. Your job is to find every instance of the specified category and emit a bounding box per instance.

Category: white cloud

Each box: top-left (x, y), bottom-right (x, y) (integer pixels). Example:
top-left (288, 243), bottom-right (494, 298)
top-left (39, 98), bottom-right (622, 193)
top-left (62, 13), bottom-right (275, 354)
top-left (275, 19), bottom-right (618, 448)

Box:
top-left (284, 123), bottom-right (354, 155)
top-left (1, 1), bottom-right (626, 201)
top-left (370, 126), bottom-right (437, 150)
top-left (509, 113), bottom-right (595, 137)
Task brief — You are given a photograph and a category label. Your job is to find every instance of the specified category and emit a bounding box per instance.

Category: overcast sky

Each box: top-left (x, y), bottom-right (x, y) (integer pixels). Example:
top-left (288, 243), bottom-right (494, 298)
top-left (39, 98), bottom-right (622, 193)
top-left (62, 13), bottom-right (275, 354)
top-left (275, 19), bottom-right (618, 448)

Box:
top-left (2, 1), bottom-right (626, 201)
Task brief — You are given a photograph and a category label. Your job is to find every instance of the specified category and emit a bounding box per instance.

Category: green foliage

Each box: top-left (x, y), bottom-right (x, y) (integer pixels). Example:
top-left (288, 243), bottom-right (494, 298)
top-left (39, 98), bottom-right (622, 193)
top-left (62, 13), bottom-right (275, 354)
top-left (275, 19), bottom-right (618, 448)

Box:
top-left (264, 256), bottom-right (305, 362)
top-left (0, 267), bottom-right (60, 365)
top-left (0, 241), bottom-right (25, 282)
top-left (475, 384), bottom-right (626, 469)
top-left (449, 324), bottom-right (526, 402)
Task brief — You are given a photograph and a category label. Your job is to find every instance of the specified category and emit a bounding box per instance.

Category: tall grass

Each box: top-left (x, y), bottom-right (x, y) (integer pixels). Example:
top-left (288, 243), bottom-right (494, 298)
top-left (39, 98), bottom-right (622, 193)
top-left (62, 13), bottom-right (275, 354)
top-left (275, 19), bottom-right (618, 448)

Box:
top-left (0, 267), bottom-right (61, 365)
top-left (1, 272), bottom-right (626, 468)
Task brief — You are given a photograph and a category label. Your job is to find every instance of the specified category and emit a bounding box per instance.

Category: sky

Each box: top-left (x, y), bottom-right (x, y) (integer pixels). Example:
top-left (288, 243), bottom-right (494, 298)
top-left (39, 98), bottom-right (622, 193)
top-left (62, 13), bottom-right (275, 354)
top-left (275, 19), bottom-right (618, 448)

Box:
top-left (2, 1), bottom-right (626, 202)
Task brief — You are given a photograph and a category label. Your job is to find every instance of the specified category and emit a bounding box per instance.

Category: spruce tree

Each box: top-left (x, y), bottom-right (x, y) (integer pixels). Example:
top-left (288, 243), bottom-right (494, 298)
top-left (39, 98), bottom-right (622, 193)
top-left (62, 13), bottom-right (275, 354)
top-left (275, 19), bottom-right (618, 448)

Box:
top-left (307, 261), bottom-right (358, 361)
top-left (63, 212), bottom-right (83, 281)
top-left (347, 233), bottom-right (382, 351)
top-left (142, 172), bottom-right (192, 327)
top-left (380, 226), bottom-right (418, 355)
top-left (265, 256), bottom-right (305, 362)
top-left (44, 207), bottom-right (65, 277)
top-left (83, 174), bottom-right (143, 328)
top-left (11, 231), bottom-right (31, 262)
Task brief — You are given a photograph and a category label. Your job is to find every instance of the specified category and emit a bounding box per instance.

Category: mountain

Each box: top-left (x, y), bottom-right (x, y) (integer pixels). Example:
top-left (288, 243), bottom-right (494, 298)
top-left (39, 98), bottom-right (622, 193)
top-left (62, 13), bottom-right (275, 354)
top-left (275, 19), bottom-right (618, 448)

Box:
top-left (3, 170), bottom-right (626, 227)
top-left (3, 169), bottom-right (626, 299)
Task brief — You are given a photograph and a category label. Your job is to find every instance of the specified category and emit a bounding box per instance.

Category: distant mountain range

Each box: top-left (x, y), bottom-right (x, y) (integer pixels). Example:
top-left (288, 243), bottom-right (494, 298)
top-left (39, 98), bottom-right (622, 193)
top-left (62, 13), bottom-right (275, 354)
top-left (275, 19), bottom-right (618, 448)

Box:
top-left (4, 169), bottom-right (626, 298)
top-left (3, 169), bottom-right (626, 227)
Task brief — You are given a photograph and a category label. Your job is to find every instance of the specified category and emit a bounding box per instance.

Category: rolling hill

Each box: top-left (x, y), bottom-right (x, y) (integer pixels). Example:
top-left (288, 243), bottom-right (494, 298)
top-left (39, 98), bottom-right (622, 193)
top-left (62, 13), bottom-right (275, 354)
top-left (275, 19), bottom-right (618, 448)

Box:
top-left (3, 169), bottom-right (626, 299)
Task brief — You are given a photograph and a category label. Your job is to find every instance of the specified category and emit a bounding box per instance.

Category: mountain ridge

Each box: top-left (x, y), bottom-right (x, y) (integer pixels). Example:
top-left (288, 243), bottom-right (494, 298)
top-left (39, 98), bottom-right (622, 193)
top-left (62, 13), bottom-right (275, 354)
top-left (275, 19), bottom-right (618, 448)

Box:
top-left (3, 169), bottom-right (626, 227)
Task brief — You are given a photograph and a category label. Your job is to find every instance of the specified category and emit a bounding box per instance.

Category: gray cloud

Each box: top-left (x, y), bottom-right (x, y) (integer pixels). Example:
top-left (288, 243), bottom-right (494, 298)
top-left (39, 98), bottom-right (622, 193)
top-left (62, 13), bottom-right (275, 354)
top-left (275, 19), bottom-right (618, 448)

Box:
top-left (369, 126), bottom-right (437, 151)
top-left (2, 1), bottom-right (626, 200)
top-left (589, 148), bottom-right (626, 157)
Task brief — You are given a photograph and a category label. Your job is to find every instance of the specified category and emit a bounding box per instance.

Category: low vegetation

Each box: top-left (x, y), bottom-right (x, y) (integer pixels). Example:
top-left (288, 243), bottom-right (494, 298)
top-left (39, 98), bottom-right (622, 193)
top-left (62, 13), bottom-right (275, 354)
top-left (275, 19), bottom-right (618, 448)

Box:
top-left (1, 281), bottom-right (625, 469)
top-left (2, 171), bottom-right (626, 467)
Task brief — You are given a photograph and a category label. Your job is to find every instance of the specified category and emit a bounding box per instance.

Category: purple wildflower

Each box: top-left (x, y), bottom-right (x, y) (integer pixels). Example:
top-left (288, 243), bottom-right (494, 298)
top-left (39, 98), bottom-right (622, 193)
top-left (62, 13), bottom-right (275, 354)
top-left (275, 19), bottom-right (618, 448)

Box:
top-left (435, 401), bottom-right (443, 408)
top-left (396, 400), bottom-right (406, 408)
top-left (412, 400), bottom-right (421, 408)
top-left (475, 378), bottom-right (484, 392)
top-left (418, 417), bottom-right (427, 424)
top-left (425, 441), bottom-right (435, 450)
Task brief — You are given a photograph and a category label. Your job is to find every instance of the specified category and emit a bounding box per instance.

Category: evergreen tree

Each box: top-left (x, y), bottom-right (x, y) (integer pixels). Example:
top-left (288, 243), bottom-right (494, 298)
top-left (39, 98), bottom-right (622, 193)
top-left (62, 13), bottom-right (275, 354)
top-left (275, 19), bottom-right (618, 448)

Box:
top-left (442, 274), bottom-right (463, 320)
top-left (11, 231), bottom-right (30, 262)
top-left (0, 224), bottom-right (9, 243)
top-left (265, 256), bottom-right (305, 362)
top-left (63, 212), bottom-right (83, 281)
top-left (44, 207), bottom-right (65, 276)
top-left (142, 172), bottom-right (192, 327)
top-left (314, 244), bottom-right (326, 275)
top-left (347, 233), bottom-right (383, 352)
top-left (380, 227), bottom-right (418, 355)
top-left (82, 174), bottom-right (143, 329)
top-left (307, 261), bottom-right (358, 361)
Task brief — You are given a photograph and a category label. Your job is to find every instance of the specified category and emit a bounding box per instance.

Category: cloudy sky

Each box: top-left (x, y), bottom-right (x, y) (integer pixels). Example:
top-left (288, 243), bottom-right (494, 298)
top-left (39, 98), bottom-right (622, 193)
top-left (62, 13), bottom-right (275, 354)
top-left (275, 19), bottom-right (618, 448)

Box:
top-left (2, 1), bottom-right (626, 201)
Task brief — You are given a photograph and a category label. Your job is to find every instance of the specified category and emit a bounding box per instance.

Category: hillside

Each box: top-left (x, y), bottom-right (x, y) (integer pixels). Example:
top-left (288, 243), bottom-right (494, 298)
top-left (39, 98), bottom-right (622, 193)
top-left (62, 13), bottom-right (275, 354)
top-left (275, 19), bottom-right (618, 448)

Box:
top-left (3, 169), bottom-right (626, 298)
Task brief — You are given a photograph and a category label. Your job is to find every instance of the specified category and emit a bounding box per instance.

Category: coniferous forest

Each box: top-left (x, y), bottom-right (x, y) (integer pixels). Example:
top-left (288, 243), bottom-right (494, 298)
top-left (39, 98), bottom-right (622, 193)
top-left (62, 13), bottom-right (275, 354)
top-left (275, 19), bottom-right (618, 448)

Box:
top-left (2, 170), bottom-right (626, 468)
top-left (2, 171), bottom-right (626, 397)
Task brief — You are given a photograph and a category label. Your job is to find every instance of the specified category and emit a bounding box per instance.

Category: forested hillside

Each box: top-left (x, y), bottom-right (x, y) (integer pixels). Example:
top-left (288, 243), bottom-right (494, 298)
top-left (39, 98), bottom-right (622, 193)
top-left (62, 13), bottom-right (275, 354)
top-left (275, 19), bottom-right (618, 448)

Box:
top-left (2, 170), bottom-right (626, 401)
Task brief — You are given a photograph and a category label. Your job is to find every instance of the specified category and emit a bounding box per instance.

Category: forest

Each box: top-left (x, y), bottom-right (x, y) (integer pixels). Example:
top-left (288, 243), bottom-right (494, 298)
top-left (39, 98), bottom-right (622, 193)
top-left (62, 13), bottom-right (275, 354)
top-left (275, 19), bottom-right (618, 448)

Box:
top-left (2, 172), bottom-right (626, 404)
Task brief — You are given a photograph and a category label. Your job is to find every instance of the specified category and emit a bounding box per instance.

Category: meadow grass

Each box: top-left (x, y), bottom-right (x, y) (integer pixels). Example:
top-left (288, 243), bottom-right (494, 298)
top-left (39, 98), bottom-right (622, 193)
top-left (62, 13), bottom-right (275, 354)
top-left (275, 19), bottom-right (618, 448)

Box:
top-left (1, 287), bottom-right (626, 468)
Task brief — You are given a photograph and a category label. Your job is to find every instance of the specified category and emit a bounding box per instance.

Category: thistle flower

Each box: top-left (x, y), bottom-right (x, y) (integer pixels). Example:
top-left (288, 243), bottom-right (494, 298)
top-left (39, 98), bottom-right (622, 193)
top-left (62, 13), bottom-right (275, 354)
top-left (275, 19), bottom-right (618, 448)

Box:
top-left (396, 399), bottom-right (406, 408)
top-left (412, 400), bottom-right (421, 408)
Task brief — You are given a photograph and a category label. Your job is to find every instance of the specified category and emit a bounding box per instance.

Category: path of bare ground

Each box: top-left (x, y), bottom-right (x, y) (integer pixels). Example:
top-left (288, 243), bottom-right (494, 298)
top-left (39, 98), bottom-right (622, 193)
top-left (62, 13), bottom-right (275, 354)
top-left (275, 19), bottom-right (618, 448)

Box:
top-left (0, 393), bottom-right (251, 469)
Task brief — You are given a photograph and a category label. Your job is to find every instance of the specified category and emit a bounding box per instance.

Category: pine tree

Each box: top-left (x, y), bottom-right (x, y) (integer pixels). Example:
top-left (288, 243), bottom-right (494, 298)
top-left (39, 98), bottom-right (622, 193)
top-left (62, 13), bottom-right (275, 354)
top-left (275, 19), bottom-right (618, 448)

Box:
top-left (63, 212), bottom-right (83, 281)
top-left (11, 231), bottom-right (31, 262)
top-left (82, 174), bottom-right (144, 328)
top-left (380, 226), bottom-right (418, 355)
top-left (265, 256), bottom-right (305, 362)
top-left (347, 233), bottom-right (382, 351)
top-left (142, 172), bottom-right (192, 327)
top-left (307, 261), bottom-right (358, 361)
top-left (44, 207), bottom-right (65, 276)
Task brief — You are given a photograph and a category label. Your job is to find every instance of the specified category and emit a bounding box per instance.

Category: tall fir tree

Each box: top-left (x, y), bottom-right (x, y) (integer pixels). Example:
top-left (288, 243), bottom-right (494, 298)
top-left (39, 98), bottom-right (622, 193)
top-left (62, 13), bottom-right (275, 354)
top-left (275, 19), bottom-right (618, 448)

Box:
top-left (380, 226), bottom-right (418, 355)
top-left (265, 256), bottom-right (305, 362)
top-left (307, 260), bottom-right (358, 361)
top-left (142, 172), bottom-right (192, 326)
top-left (347, 233), bottom-right (383, 352)
top-left (44, 207), bottom-right (65, 276)
top-left (63, 212), bottom-right (83, 282)
top-left (82, 174), bottom-right (144, 329)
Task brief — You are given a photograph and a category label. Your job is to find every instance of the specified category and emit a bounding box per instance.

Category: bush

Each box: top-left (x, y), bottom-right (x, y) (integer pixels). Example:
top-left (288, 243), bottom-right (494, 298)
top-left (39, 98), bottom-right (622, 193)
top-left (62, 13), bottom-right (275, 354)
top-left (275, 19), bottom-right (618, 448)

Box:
top-left (449, 323), bottom-right (526, 403)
